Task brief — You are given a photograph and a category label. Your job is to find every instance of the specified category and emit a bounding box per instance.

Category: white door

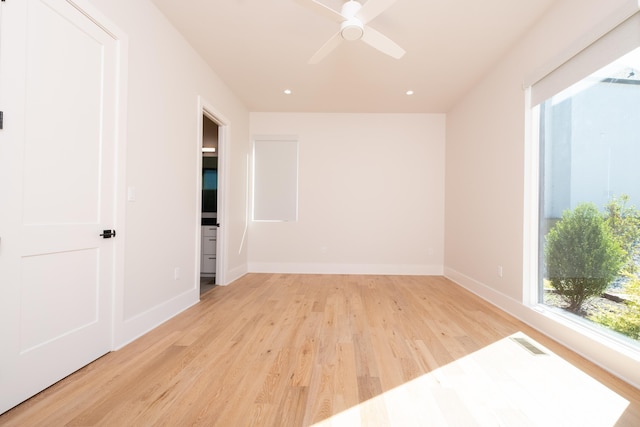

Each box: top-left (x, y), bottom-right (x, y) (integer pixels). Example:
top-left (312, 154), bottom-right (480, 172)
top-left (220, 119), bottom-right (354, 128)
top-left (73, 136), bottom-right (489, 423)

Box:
top-left (0, 0), bottom-right (119, 413)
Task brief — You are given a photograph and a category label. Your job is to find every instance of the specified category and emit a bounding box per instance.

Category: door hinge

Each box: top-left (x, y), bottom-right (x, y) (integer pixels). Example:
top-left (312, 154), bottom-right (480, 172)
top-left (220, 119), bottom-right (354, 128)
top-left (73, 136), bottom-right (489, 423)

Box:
top-left (0, 112), bottom-right (3, 130)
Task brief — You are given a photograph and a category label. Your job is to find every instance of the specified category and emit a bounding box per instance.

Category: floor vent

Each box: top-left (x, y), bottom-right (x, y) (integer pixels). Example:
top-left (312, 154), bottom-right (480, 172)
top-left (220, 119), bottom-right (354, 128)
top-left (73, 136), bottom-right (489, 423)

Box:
top-left (511, 337), bottom-right (547, 355)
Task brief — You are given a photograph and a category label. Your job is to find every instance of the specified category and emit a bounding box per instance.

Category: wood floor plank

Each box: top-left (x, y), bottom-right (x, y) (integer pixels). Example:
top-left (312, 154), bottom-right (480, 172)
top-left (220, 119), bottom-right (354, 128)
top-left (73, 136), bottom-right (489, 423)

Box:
top-left (302, 363), bottom-right (335, 426)
top-left (2, 273), bottom-right (640, 426)
top-left (333, 342), bottom-right (359, 411)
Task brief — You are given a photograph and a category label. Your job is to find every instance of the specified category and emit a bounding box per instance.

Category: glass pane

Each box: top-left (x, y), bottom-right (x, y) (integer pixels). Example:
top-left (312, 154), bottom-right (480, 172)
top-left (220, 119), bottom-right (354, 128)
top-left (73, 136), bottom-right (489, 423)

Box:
top-left (539, 46), bottom-right (640, 343)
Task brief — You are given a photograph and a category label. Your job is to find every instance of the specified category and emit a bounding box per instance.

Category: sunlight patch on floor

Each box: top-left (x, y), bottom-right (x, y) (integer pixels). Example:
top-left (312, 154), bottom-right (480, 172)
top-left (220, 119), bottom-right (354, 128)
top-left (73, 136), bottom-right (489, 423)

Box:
top-left (312, 332), bottom-right (629, 426)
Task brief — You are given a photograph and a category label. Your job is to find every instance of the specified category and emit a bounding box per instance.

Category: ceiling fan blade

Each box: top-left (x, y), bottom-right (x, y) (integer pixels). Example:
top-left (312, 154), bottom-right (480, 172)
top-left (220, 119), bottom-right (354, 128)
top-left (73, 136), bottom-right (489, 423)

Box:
top-left (309, 31), bottom-right (343, 64)
top-left (357, 0), bottom-right (399, 24)
top-left (361, 26), bottom-right (405, 59)
top-left (293, 0), bottom-right (344, 23)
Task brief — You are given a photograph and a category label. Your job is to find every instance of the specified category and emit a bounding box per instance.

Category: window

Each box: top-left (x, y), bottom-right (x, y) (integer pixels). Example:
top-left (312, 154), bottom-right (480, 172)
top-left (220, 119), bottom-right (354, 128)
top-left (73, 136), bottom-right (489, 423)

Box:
top-left (533, 13), bottom-right (640, 344)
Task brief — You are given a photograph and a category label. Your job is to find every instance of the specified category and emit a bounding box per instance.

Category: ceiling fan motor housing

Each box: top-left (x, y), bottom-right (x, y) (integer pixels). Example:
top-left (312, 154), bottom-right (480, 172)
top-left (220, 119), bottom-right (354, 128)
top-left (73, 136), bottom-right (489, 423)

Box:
top-left (340, 1), bottom-right (364, 40)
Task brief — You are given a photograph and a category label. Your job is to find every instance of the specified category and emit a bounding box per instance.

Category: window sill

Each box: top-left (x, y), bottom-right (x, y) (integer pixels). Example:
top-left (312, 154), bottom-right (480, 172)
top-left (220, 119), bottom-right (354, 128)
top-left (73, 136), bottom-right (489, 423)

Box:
top-left (529, 302), bottom-right (640, 363)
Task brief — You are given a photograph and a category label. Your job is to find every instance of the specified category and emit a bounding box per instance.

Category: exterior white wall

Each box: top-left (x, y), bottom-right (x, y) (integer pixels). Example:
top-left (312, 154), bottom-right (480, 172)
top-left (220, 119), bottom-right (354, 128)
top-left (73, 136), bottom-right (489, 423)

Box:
top-left (544, 83), bottom-right (640, 218)
top-left (249, 113), bottom-right (445, 275)
top-left (87, 0), bottom-right (250, 347)
top-left (445, 0), bottom-right (640, 387)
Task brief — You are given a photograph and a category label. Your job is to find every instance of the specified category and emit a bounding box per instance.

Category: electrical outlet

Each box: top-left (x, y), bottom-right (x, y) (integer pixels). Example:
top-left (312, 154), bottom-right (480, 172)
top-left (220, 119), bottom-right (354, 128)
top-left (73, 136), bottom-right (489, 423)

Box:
top-left (497, 266), bottom-right (503, 278)
top-left (174, 267), bottom-right (181, 280)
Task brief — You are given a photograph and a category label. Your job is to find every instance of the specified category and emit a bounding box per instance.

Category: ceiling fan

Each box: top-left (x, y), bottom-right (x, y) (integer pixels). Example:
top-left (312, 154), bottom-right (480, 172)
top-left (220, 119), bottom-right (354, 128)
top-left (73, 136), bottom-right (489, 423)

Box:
top-left (295, 0), bottom-right (406, 64)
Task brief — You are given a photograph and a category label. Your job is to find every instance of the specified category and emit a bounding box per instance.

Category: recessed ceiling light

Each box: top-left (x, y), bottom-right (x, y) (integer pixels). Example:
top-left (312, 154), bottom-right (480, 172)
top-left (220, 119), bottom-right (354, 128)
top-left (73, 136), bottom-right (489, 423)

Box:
top-left (284, 89), bottom-right (292, 95)
top-left (406, 90), bottom-right (414, 96)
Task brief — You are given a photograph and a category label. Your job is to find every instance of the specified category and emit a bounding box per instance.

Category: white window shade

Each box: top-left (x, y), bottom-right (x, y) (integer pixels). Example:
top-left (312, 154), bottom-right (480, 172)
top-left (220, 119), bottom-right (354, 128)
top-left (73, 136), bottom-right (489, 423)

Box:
top-left (253, 138), bottom-right (299, 222)
top-left (529, 7), bottom-right (640, 106)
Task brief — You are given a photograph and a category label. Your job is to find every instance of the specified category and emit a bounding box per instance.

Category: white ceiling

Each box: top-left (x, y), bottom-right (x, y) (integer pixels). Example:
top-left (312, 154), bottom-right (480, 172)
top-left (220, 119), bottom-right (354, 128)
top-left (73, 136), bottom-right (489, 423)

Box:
top-left (150, 0), bottom-right (557, 113)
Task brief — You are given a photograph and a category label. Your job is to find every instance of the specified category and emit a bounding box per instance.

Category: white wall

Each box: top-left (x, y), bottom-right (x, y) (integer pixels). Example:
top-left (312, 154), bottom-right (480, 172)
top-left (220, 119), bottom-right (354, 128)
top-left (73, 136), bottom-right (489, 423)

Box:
top-left (249, 113), bottom-right (445, 275)
top-left (445, 0), bottom-right (640, 387)
top-left (87, 0), bottom-right (250, 347)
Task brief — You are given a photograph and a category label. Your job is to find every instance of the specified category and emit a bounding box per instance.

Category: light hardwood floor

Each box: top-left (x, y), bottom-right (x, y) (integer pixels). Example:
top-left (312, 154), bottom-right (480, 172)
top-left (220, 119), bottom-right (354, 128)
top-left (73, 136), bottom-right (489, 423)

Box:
top-left (2, 274), bottom-right (640, 426)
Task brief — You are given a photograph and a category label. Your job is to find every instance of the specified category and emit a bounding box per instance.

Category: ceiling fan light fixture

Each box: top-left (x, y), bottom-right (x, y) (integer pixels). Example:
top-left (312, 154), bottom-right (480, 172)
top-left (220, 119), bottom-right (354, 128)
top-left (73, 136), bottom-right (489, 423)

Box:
top-left (340, 18), bottom-right (364, 41)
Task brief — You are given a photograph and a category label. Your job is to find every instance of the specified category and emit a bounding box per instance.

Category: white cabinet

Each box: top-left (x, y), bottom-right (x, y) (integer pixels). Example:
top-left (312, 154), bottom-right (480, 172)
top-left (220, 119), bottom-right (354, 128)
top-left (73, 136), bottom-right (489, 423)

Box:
top-left (201, 226), bottom-right (217, 275)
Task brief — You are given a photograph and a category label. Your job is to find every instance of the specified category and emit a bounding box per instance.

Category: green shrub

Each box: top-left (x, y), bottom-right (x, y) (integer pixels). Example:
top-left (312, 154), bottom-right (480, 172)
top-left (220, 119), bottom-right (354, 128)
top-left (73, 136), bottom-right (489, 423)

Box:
top-left (591, 279), bottom-right (640, 340)
top-left (604, 194), bottom-right (640, 274)
top-left (545, 203), bottom-right (625, 313)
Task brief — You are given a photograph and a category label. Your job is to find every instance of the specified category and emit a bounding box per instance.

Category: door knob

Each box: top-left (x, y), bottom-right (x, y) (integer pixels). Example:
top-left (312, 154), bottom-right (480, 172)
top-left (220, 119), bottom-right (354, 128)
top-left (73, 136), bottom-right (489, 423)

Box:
top-left (100, 229), bottom-right (116, 239)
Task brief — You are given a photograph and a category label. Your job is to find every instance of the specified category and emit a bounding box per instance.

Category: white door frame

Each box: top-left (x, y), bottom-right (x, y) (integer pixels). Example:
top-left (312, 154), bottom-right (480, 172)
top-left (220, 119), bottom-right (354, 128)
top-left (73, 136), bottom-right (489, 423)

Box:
top-left (197, 97), bottom-right (228, 286)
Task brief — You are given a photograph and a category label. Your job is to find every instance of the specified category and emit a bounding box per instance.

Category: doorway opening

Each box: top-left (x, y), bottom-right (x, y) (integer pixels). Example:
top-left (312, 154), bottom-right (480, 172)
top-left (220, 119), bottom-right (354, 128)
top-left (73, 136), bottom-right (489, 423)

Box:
top-left (198, 102), bottom-right (227, 295)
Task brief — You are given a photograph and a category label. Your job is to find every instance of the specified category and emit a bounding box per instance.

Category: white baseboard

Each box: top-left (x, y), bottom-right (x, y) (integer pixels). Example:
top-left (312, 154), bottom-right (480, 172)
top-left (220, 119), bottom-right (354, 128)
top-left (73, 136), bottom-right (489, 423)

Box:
top-left (248, 262), bottom-right (444, 276)
top-left (222, 263), bottom-right (248, 286)
top-left (113, 289), bottom-right (199, 350)
top-left (444, 266), bottom-right (640, 390)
